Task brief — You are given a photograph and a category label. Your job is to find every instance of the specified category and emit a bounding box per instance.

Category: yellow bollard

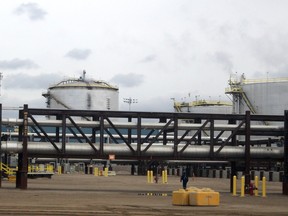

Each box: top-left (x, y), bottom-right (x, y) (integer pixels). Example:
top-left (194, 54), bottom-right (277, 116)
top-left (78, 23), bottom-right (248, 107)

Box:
top-left (94, 167), bottom-right (99, 176)
top-left (240, 176), bottom-right (245, 197)
top-left (57, 166), bottom-right (62, 175)
top-left (150, 170), bottom-right (154, 183)
top-left (232, 175), bottom-right (237, 196)
top-left (28, 165), bottom-right (31, 173)
top-left (164, 169), bottom-right (168, 184)
top-left (104, 167), bottom-right (108, 177)
top-left (255, 176), bottom-right (259, 196)
top-left (147, 170), bottom-right (153, 183)
top-left (262, 177), bottom-right (266, 197)
top-left (162, 170), bottom-right (165, 184)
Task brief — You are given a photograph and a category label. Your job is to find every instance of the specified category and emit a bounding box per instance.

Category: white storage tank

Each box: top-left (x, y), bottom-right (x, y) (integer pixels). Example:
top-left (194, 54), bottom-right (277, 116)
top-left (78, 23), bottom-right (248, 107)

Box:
top-left (226, 74), bottom-right (288, 116)
top-left (173, 100), bottom-right (232, 142)
top-left (174, 100), bottom-right (232, 114)
top-left (225, 74), bottom-right (288, 144)
top-left (42, 71), bottom-right (119, 111)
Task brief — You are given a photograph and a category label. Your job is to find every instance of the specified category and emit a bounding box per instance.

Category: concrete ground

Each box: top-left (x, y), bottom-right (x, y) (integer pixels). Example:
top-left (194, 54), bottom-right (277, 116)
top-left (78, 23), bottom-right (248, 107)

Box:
top-left (0, 172), bottom-right (287, 215)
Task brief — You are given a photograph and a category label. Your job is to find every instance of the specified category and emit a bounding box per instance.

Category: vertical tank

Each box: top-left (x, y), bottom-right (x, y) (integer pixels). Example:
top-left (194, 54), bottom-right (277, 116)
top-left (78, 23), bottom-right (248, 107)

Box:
top-left (174, 100), bottom-right (232, 114)
top-left (225, 74), bottom-right (288, 116)
top-left (225, 73), bottom-right (288, 144)
top-left (42, 71), bottom-right (119, 111)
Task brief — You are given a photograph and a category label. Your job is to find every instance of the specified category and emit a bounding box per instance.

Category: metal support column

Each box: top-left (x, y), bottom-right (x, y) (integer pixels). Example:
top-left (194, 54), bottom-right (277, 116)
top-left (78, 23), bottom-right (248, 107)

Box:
top-left (16, 104), bottom-right (28, 189)
top-left (173, 115), bottom-right (178, 159)
top-left (229, 119), bottom-right (237, 193)
top-left (128, 117), bottom-right (132, 144)
top-left (245, 111), bottom-right (251, 193)
top-left (62, 114), bottom-right (66, 155)
top-left (195, 118), bottom-right (202, 145)
top-left (210, 119), bottom-right (214, 158)
top-left (99, 116), bottom-right (104, 156)
top-left (283, 110), bottom-right (288, 195)
top-left (0, 104), bottom-right (2, 188)
top-left (137, 116), bottom-right (141, 157)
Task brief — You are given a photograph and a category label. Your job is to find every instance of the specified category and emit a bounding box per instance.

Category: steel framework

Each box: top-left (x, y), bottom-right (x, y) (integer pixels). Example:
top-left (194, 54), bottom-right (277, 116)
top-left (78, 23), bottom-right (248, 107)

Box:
top-left (0, 104), bottom-right (287, 194)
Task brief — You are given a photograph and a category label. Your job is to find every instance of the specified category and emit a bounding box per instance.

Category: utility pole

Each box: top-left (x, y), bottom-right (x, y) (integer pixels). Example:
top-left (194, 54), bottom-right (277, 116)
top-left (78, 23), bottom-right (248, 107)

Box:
top-left (123, 97), bottom-right (138, 111)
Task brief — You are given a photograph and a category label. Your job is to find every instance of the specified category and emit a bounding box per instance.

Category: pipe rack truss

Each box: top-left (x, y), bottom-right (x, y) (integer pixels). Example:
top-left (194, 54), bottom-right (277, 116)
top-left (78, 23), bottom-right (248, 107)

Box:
top-left (0, 106), bottom-right (285, 160)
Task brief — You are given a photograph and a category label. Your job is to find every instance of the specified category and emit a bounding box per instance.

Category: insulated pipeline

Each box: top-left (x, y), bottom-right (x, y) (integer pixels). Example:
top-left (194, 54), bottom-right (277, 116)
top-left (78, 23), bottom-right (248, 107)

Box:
top-left (1, 141), bottom-right (283, 160)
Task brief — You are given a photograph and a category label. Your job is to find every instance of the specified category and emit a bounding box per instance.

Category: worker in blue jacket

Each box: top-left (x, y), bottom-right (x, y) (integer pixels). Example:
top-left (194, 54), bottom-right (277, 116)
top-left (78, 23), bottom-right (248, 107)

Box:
top-left (180, 172), bottom-right (189, 189)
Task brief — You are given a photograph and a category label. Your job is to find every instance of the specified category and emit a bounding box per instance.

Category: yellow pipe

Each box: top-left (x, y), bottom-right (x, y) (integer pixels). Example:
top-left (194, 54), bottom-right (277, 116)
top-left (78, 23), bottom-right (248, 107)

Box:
top-left (254, 176), bottom-right (259, 196)
top-left (262, 177), bottom-right (266, 197)
top-left (232, 175), bottom-right (237, 196)
top-left (240, 176), bottom-right (245, 197)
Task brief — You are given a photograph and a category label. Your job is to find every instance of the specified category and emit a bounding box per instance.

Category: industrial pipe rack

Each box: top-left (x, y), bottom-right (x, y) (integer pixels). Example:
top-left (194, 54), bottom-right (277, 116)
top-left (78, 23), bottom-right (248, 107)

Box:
top-left (0, 104), bottom-right (287, 195)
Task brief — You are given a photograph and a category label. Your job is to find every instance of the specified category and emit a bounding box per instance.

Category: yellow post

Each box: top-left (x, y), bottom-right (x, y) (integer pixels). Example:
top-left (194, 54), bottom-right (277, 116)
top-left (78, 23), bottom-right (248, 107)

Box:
top-left (147, 170), bottom-right (150, 183)
top-left (254, 176), bottom-right (259, 196)
top-left (232, 175), bottom-right (237, 196)
top-left (104, 167), bottom-right (108, 177)
top-left (164, 169), bottom-right (168, 184)
top-left (162, 170), bottom-right (165, 184)
top-left (150, 170), bottom-right (154, 183)
top-left (94, 167), bottom-right (99, 176)
top-left (240, 176), bottom-right (245, 197)
top-left (262, 176), bottom-right (266, 197)
top-left (28, 165), bottom-right (31, 173)
top-left (57, 166), bottom-right (62, 175)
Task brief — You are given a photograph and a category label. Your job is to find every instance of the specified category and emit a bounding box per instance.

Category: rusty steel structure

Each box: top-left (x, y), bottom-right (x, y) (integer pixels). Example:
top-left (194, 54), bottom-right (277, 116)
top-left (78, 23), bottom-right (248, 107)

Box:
top-left (0, 104), bottom-right (288, 194)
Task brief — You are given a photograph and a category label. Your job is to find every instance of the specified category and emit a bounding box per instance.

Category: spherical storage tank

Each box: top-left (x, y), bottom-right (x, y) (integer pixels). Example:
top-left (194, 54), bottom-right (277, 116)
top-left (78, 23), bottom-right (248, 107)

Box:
top-left (42, 73), bottom-right (119, 111)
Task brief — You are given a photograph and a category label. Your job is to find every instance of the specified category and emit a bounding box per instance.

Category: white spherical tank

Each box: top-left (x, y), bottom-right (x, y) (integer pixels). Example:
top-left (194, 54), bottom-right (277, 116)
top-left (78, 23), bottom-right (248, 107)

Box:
top-left (43, 75), bottom-right (119, 111)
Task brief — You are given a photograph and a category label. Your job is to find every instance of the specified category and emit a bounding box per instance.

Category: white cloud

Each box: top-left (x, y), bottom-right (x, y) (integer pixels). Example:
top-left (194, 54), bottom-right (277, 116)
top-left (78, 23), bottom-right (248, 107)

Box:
top-left (14, 3), bottom-right (47, 21)
top-left (110, 73), bottom-right (144, 88)
top-left (0, 58), bottom-right (38, 70)
top-left (0, 0), bottom-right (287, 112)
top-left (65, 49), bottom-right (92, 60)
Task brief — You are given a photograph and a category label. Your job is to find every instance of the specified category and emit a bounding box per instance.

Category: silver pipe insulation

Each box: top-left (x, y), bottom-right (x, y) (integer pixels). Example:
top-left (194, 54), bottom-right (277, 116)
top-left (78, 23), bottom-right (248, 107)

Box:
top-left (1, 118), bottom-right (283, 131)
top-left (1, 141), bottom-right (283, 159)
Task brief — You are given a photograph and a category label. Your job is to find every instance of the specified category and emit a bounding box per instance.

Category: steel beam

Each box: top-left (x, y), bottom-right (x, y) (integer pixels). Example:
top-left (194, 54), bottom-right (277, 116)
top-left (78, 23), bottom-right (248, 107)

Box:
top-left (283, 111), bottom-right (288, 195)
top-left (0, 104), bottom-right (2, 188)
top-left (245, 111), bottom-right (251, 193)
top-left (16, 104), bottom-right (28, 189)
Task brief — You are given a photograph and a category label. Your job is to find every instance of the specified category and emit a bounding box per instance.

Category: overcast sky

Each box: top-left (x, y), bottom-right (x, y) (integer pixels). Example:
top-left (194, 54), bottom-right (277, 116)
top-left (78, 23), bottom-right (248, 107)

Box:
top-left (1, 0), bottom-right (288, 117)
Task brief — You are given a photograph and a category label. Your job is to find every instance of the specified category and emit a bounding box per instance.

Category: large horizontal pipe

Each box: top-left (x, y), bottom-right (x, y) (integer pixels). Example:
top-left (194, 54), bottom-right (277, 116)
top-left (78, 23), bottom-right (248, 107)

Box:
top-left (1, 141), bottom-right (283, 160)
top-left (1, 118), bottom-right (284, 132)
top-left (34, 158), bottom-right (230, 164)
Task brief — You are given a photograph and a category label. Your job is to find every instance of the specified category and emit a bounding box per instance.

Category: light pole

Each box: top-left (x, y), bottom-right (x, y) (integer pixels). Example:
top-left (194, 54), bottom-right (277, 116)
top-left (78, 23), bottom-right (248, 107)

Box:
top-left (123, 97), bottom-right (138, 111)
